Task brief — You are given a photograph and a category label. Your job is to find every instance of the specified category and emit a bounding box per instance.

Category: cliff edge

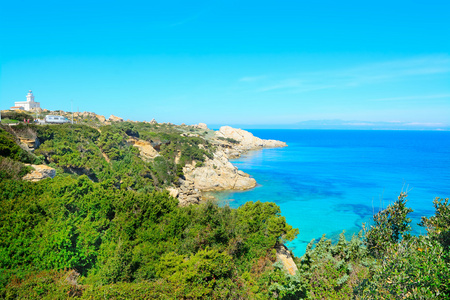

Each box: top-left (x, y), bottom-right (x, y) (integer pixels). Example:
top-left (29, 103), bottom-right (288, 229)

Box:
top-left (176, 125), bottom-right (286, 205)
top-left (216, 126), bottom-right (287, 150)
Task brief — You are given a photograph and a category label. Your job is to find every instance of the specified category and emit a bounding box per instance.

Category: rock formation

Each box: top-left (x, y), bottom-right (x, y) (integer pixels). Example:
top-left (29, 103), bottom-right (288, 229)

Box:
top-left (216, 126), bottom-right (287, 150)
top-left (275, 244), bottom-right (298, 275)
top-left (108, 115), bottom-right (123, 122)
top-left (168, 125), bottom-right (287, 203)
top-left (172, 180), bottom-right (202, 206)
top-left (19, 137), bottom-right (37, 150)
top-left (192, 123), bottom-right (208, 130)
top-left (96, 114), bottom-right (106, 123)
top-left (126, 137), bottom-right (160, 162)
top-left (22, 164), bottom-right (56, 182)
top-left (183, 149), bottom-right (256, 192)
top-left (30, 107), bottom-right (43, 113)
top-left (70, 111), bottom-right (107, 123)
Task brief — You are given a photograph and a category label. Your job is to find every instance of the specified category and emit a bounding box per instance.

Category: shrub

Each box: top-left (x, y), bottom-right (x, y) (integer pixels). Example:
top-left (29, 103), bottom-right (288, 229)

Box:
top-left (364, 192), bottom-right (413, 258)
top-left (420, 197), bottom-right (450, 250)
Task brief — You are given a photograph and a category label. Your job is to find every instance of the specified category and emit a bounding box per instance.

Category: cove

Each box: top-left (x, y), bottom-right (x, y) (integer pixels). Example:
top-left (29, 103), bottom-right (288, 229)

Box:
top-left (212, 130), bottom-right (450, 256)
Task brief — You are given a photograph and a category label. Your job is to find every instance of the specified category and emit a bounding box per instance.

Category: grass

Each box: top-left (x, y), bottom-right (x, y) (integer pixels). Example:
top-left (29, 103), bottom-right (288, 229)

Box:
top-left (1, 119), bottom-right (19, 124)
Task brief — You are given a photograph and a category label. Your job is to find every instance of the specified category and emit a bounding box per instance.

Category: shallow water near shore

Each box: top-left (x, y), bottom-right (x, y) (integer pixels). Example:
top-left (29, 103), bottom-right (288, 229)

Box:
top-left (212, 130), bottom-right (450, 256)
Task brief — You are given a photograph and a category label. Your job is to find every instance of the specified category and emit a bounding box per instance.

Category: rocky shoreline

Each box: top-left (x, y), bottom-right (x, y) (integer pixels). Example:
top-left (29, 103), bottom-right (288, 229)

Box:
top-left (173, 125), bottom-right (287, 206)
top-left (7, 109), bottom-right (286, 206)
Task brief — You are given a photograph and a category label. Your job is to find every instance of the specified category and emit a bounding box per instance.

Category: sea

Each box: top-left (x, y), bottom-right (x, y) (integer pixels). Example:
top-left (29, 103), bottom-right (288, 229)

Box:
top-left (212, 130), bottom-right (450, 256)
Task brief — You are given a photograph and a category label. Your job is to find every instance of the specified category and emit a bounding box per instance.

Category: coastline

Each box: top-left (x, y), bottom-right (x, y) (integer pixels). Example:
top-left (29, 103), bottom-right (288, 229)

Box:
top-left (172, 125), bottom-right (287, 206)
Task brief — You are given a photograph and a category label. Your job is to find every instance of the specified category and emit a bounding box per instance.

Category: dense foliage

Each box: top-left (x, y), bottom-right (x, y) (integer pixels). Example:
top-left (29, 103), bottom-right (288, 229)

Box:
top-left (0, 126), bottom-right (37, 164)
top-left (0, 177), bottom-right (298, 299)
top-left (0, 122), bottom-right (448, 299)
top-left (30, 122), bottom-right (214, 191)
top-left (0, 126), bottom-right (38, 180)
top-left (0, 111), bottom-right (34, 123)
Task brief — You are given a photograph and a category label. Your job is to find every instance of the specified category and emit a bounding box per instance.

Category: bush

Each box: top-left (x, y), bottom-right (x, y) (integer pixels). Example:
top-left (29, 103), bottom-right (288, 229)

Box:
top-left (217, 136), bottom-right (240, 144)
top-left (1, 111), bottom-right (33, 122)
top-left (356, 236), bottom-right (450, 299)
top-left (364, 192), bottom-right (413, 258)
top-left (0, 127), bottom-right (36, 163)
top-left (0, 157), bottom-right (31, 180)
top-left (420, 197), bottom-right (450, 250)
top-left (1, 119), bottom-right (19, 124)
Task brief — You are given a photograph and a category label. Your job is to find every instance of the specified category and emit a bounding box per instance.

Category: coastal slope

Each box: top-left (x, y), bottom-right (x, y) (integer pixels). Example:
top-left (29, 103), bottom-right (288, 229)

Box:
top-left (176, 125), bottom-right (287, 205)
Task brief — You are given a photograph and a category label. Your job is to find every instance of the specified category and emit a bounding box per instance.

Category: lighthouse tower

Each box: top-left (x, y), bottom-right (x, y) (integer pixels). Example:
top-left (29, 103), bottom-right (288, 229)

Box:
top-left (26, 90), bottom-right (35, 103)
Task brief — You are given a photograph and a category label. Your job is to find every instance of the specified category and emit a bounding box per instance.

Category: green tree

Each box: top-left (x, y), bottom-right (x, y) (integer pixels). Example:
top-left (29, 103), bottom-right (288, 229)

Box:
top-left (365, 192), bottom-right (413, 258)
top-left (420, 197), bottom-right (450, 250)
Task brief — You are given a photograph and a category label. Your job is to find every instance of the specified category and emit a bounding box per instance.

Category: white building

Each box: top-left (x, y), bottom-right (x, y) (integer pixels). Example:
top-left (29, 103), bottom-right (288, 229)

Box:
top-left (11, 90), bottom-right (41, 111)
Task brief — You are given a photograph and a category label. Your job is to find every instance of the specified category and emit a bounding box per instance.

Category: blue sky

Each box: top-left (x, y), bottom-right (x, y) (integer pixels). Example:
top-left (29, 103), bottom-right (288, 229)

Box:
top-left (1, 0), bottom-right (449, 128)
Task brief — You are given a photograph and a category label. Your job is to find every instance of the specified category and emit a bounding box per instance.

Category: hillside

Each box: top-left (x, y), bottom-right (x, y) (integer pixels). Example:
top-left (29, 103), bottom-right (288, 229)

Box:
top-left (0, 114), bottom-right (449, 299)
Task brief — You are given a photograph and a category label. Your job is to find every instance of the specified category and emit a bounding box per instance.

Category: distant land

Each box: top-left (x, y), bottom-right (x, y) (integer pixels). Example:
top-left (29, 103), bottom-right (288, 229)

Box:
top-left (210, 120), bottom-right (450, 131)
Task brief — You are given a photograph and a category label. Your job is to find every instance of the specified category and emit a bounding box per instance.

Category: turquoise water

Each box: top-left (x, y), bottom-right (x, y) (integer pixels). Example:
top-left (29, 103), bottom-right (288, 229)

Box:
top-left (213, 130), bottom-right (450, 256)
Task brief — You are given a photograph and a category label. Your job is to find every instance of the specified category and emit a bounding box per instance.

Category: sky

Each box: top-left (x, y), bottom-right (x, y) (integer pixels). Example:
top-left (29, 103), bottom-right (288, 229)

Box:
top-left (1, 0), bottom-right (449, 129)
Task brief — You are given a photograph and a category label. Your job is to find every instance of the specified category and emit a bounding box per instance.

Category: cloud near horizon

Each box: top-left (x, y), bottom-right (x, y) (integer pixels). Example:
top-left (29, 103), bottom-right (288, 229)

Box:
top-left (239, 55), bottom-right (450, 94)
top-left (368, 94), bottom-right (450, 102)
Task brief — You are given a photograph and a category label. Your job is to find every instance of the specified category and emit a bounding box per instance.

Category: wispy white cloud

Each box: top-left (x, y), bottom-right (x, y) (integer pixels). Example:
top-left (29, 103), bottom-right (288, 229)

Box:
top-left (404, 122), bottom-right (445, 126)
top-left (369, 94), bottom-right (450, 102)
top-left (239, 55), bottom-right (450, 94)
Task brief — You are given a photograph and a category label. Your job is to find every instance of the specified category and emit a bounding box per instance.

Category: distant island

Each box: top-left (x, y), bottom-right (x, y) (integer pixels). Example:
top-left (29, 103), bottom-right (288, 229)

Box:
top-left (209, 119), bottom-right (450, 131)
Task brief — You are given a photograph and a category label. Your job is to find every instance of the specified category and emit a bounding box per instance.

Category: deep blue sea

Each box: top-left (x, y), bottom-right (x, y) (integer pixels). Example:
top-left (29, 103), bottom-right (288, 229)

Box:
top-left (213, 130), bottom-right (450, 256)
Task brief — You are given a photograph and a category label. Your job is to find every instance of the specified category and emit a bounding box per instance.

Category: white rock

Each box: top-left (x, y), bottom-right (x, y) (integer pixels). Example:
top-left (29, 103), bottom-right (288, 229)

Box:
top-left (22, 164), bottom-right (56, 182)
top-left (108, 115), bottom-right (123, 122)
top-left (216, 126), bottom-right (287, 150)
top-left (126, 137), bottom-right (159, 161)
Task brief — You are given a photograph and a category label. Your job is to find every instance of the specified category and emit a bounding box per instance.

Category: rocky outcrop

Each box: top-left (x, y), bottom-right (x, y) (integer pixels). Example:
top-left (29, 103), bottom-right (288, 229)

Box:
top-left (72, 111), bottom-right (107, 123)
top-left (183, 149), bottom-right (256, 192)
top-left (215, 126), bottom-right (287, 150)
top-left (30, 107), bottom-right (43, 113)
top-left (126, 137), bottom-right (159, 162)
top-left (276, 244), bottom-right (298, 275)
top-left (96, 114), bottom-right (106, 123)
top-left (222, 147), bottom-right (243, 159)
top-left (22, 164), bottom-right (56, 182)
top-left (167, 125), bottom-right (287, 204)
top-left (166, 187), bottom-right (179, 198)
top-left (192, 123), bottom-right (208, 130)
top-left (175, 180), bottom-right (202, 206)
top-left (19, 137), bottom-right (37, 150)
top-left (109, 115), bottom-right (123, 122)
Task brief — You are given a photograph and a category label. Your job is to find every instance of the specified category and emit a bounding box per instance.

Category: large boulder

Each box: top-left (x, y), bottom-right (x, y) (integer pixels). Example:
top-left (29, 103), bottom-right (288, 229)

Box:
top-left (276, 244), bottom-right (298, 275)
top-left (216, 126), bottom-right (287, 150)
top-left (95, 114), bottom-right (106, 123)
top-left (127, 137), bottom-right (159, 161)
top-left (22, 164), bottom-right (56, 182)
top-left (193, 123), bottom-right (208, 130)
top-left (166, 187), bottom-right (179, 198)
top-left (108, 115), bottom-right (123, 122)
top-left (183, 149), bottom-right (256, 192)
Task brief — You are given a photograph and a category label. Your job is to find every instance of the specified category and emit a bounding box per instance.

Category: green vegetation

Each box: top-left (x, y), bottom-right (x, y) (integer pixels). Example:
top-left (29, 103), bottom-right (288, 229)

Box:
top-left (1, 111), bottom-right (34, 123)
top-left (0, 126), bottom-right (40, 180)
top-left (217, 136), bottom-right (240, 144)
top-left (0, 121), bottom-right (448, 299)
top-left (1, 119), bottom-right (20, 124)
top-left (0, 177), bottom-right (297, 299)
top-left (30, 122), bottom-right (215, 190)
